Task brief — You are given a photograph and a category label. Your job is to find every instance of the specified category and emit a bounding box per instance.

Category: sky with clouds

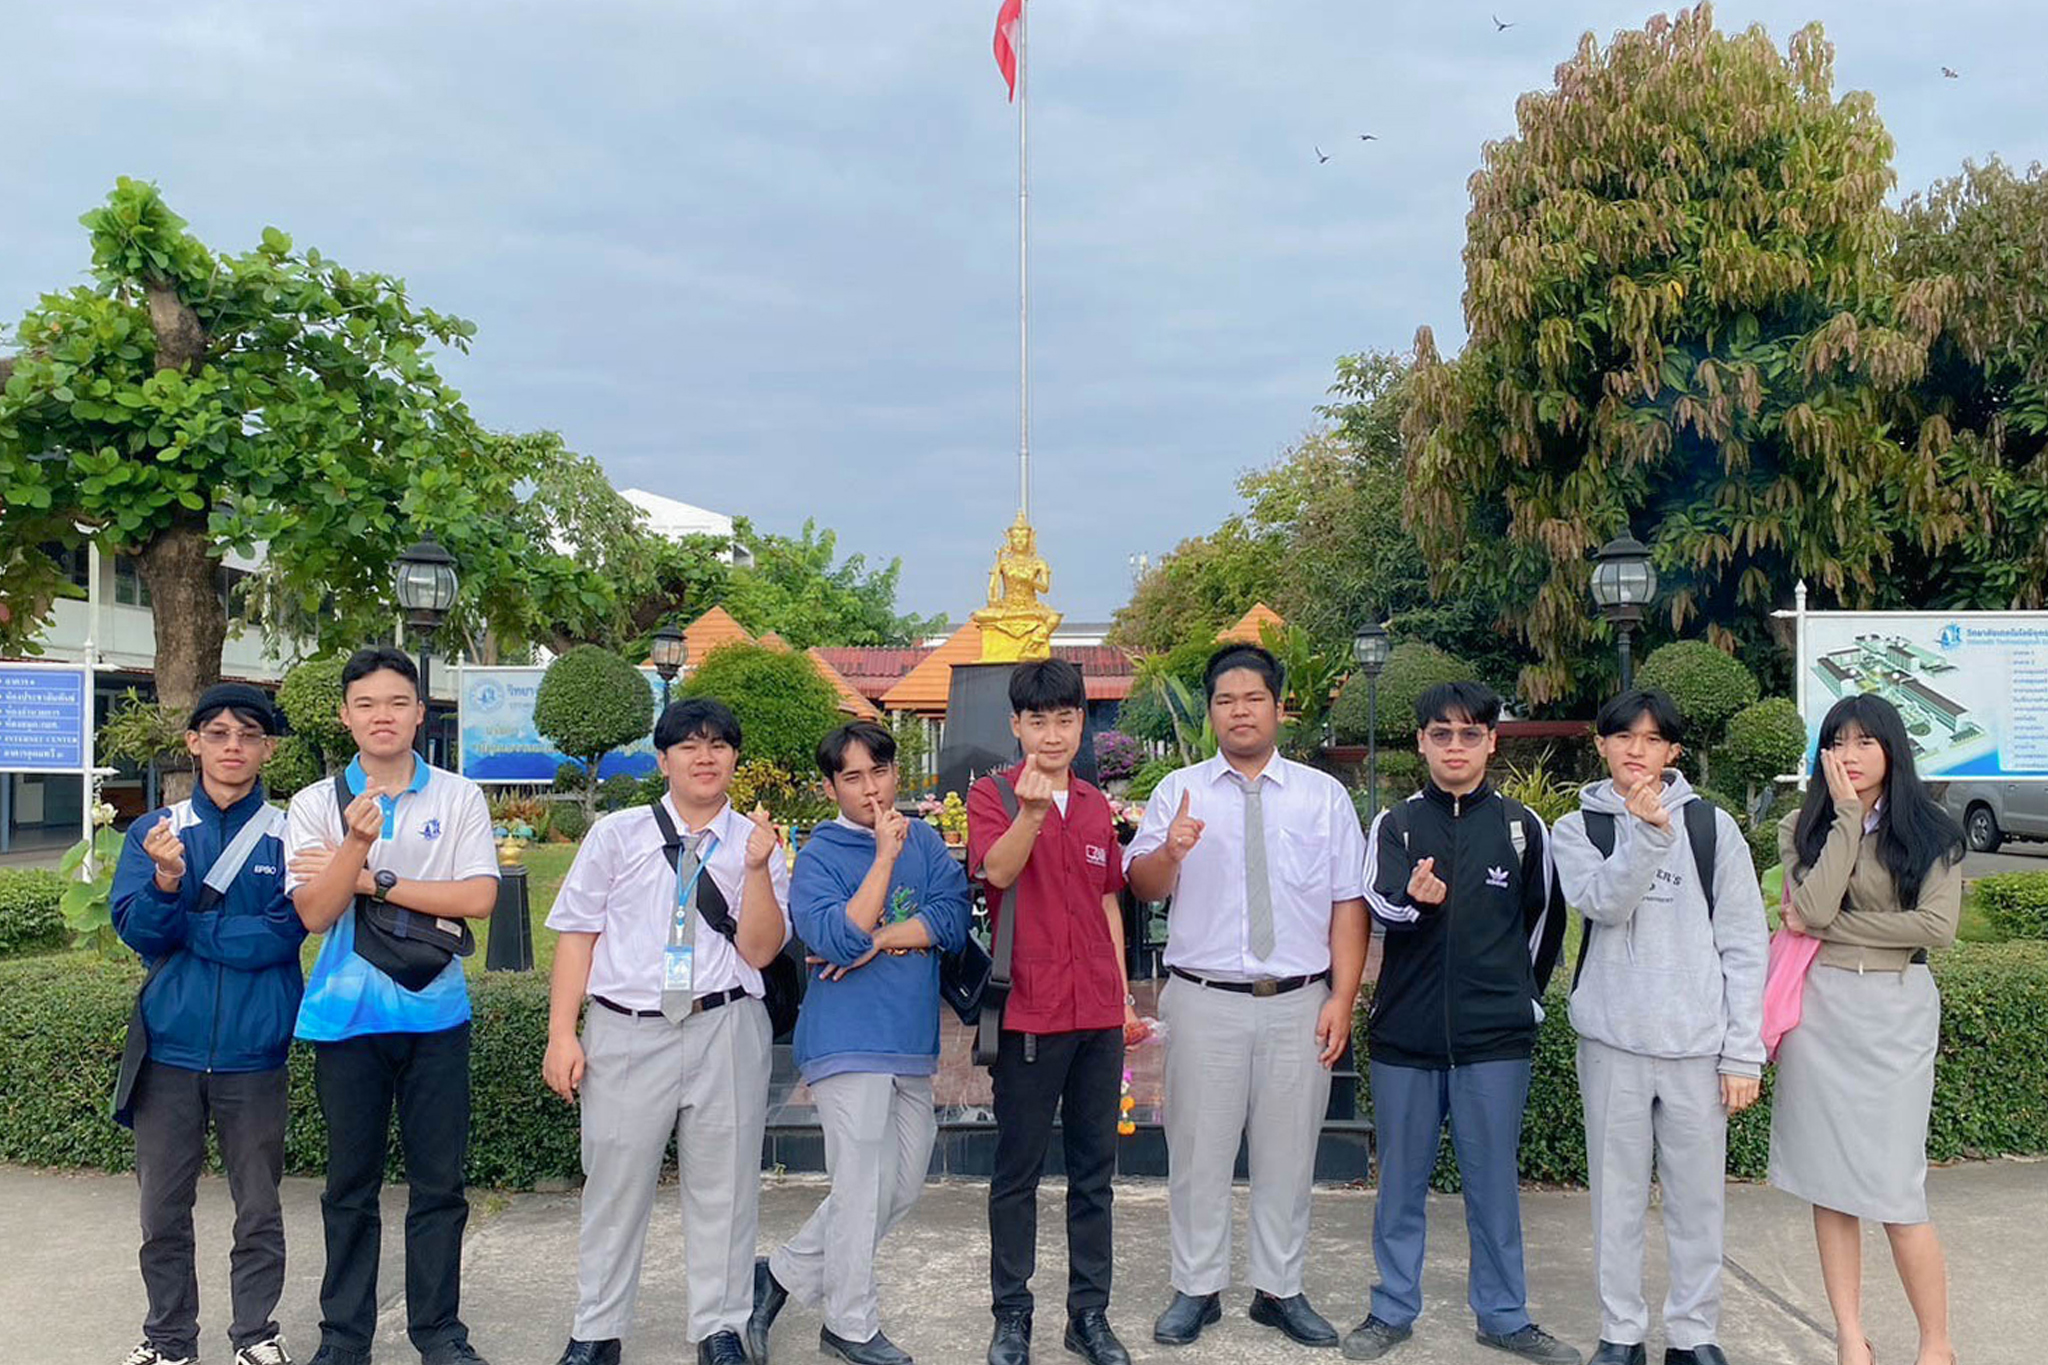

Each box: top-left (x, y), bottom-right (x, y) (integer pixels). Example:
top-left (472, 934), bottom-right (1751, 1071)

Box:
top-left (5, 1), bottom-right (2043, 622)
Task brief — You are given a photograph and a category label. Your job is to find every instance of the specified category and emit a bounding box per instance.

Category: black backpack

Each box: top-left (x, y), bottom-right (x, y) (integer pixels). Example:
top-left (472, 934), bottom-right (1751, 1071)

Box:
top-left (649, 801), bottom-right (806, 1042)
top-left (1570, 799), bottom-right (1718, 992)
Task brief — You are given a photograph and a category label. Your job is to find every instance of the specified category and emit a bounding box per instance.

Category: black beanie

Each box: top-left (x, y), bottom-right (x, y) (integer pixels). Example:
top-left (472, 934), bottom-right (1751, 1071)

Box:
top-left (189, 682), bottom-right (279, 734)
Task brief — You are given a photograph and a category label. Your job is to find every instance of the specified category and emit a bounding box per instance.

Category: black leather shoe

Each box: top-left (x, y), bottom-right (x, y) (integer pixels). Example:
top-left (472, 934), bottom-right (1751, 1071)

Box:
top-left (1591, 1345), bottom-right (1645, 1365)
top-left (748, 1258), bottom-right (788, 1364)
top-left (988, 1311), bottom-right (1032, 1365)
top-left (697, 1332), bottom-right (746, 1365)
top-left (1664, 1349), bottom-right (1729, 1365)
top-left (1249, 1293), bottom-right (1340, 1348)
top-left (1063, 1309), bottom-right (1130, 1365)
top-left (818, 1328), bottom-right (912, 1365)
top-left (1152, 1294), bottom-right (1222, 1346)
top-left (1341, 1316), bottom-right (1414, 1361)
top-left (553, 1343), bottom-right (621, 1365)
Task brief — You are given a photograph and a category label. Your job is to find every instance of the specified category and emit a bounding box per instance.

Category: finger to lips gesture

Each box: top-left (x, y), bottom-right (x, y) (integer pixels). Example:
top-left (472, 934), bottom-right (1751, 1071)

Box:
top-left (874, 798), bottom-right (909, 860)
top-left (342, 791), bottom-right (385, 844)
top-left (1407, 856), bottom-right (1447, 906)
top-left (143, 819), bottom-right (187, 885)
top-left (1625, 774), bottom-right (1672, 828)
top-left (1166, 791), bottom-right (1205, 862)
top-left (745, 805), bottom-right (784, 868)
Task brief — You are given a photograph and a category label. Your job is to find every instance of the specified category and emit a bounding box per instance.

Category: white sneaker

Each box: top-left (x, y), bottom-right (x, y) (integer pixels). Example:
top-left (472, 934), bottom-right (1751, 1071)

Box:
top-left (234, 1338), bottom-right (294, 1365)
top-left (124, 1345), bottom-right (195, 1365)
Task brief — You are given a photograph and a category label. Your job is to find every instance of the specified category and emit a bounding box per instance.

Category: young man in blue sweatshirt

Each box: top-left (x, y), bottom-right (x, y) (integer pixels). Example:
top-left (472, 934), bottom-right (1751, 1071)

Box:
top-left (111, 682), bottom-right (306, 1365)
top-left (748, 721), bottom-right (972, 1365)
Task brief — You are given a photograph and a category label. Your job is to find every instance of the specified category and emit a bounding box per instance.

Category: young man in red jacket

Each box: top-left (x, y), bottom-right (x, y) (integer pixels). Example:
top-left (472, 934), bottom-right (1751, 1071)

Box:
top-left (968, 659), bottom-right (1143, 1365)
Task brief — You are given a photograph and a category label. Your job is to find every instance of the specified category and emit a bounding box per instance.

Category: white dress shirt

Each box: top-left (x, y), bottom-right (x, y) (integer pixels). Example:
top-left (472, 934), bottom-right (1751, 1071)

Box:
top-left (546, 796), bottom-right (792, 1009)
top-left (1124, 751), bottom-right (1366, 979)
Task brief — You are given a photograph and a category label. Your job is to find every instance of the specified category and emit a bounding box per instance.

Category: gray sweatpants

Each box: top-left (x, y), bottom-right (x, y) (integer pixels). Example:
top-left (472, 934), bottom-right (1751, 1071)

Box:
top-left (1160, 975), bottom-right (1332, 1297)
top-left (769, 1071), bottom-right (937, 1340)
top-left (573, 998), bottom-right (771, 1344)
top-left (1576, 1038), bottom-right (1728, 1350)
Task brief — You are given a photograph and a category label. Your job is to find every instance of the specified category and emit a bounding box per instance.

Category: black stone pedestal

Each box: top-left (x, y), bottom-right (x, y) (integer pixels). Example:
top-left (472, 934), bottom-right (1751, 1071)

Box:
top-left (486, 863), bottom-right (534, 972)
top-left (937, 661), bottom-right (1100, 798)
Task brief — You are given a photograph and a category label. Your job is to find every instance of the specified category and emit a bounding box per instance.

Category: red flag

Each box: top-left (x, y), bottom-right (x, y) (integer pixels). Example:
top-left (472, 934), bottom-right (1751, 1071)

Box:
top-left (993, 0), bottom-right (1023, 101)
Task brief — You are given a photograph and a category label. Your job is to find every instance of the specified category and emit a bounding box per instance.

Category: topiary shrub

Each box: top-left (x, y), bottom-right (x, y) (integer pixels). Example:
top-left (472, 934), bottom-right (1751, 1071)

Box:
top-left (535, 645), bottom-right (656, 823)
top-left (1750, 789), bottom-right (1801, 876)
top-left (597, 773), bottom-right (643, 812)
top-left (275, 655), bottom-right (355, 775)
top-left (679, 642), bottom-right (842, 774)
top-left (0, 869), bottom-right (68, 957)
top-left (553, 760), bottom-right (589, 794)
top-left (1636, 641), bottom-right (1759, 752)
top-left (549, 801), bottom-right (591, 843)
top-left (1974, 874), bottom-right (2048, 941)
top-left (262, 732), bottom-right (322, 799)
top-left (1718, 697), bottom-right (1806, 818)
top-left (1331, 642), bottom-right (1476, 745)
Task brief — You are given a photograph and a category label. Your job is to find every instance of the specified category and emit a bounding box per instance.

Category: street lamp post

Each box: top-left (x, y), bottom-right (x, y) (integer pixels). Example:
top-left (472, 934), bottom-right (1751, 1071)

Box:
top-left (650, 625), bottom-right (687, 708)
top-left (1352, 622), bottom-right (1392, 817)
top-left (394, 537), bottom-right (459, 759)
top-left (1590, 533), bottom-right (1658, 689)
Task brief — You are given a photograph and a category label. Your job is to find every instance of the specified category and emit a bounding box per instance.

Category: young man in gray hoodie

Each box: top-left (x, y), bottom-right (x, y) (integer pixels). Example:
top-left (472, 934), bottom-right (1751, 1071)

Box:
top-left (1551, 690), bottom-right (1767, 1365)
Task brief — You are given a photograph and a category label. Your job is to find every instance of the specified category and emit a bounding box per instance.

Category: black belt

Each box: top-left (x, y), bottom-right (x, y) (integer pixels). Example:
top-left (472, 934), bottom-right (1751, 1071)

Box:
top-left (592, 987), bottom-right (749, 1019)
top-left (1170, 967), bottom-right (1329, 997)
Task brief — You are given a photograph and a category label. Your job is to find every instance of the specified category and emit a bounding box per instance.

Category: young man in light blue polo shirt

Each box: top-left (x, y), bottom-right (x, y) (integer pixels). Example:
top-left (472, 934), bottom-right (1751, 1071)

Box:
top-left (285, 647), bottom-right (501, 1365)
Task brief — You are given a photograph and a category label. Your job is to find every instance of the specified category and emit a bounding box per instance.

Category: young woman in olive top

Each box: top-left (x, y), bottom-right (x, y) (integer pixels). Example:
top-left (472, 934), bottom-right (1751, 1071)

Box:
top-left (1774, 694), bottom-right (1964, 1365)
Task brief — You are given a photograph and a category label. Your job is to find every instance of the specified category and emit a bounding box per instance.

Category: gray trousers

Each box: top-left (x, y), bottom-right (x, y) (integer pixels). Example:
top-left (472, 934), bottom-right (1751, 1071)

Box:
top-left (573, 998), bottom-right (771, 1344)
top-left (1577, 1038), bottom-right (1727, 1350)
top-left (770, 1071), bottom-right (937, 1340)
top-left (133, 1060), bottom-right (290, 1358)
top-left (1160, 975), bottom-right (1332, 1297)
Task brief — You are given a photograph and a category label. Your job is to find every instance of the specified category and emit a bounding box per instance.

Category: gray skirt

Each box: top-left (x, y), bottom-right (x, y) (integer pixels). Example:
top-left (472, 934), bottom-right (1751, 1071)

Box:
top-left (1768, 962), bottom-right (1939, 1224)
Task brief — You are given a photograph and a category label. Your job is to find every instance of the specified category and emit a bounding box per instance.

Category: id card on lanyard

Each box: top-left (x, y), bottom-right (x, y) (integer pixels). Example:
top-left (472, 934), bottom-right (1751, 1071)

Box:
top-left (663, 832), bottom-right (719, 996)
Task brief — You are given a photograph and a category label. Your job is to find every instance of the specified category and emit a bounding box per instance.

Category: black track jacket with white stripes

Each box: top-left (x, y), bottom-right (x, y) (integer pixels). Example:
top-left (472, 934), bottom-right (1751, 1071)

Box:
top-left (1363, 779), bottom-right (1567, 1069)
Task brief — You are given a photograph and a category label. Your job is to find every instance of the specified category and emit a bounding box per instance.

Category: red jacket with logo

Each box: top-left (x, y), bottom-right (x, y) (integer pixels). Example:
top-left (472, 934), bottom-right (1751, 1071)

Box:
top-left (966, 767), bottom-right (1128, 1034)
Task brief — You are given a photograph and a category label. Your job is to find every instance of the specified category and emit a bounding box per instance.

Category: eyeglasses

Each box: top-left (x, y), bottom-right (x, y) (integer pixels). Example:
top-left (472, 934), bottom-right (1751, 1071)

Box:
top-left (196, 727), bottom-right (268, 746)
top-left (1422, 725), bottom-right (1489, 749)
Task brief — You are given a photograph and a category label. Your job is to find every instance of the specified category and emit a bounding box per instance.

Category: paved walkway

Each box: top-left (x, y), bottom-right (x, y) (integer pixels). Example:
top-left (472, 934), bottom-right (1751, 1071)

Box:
top-left (6, 1160), bottom-right (2043, 1365)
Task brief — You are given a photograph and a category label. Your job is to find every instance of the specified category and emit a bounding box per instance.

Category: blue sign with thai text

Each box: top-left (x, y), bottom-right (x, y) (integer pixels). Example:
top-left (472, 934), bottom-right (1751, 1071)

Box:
top-left (0, 665), bottom-right (89, 773)
top-left (457, 665), bottom-right (661, 784)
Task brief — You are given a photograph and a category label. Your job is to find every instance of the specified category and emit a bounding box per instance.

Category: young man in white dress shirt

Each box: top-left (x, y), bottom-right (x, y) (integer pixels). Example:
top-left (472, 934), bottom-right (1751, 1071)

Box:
top-left (1125, 644), bottom-right (1369, 1350)
top-left (541, 698), bottom-right (793, 1365)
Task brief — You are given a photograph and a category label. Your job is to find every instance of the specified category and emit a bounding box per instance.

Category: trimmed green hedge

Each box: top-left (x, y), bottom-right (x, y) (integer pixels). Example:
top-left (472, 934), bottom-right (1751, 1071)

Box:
top-left (1354, 941), bottom-right (2048, 1190)
top-left (6, 942), bottom-right (2043, 1189)
top-left (0, 868), bottom-right (68, 957)
top-left (1975, 873), bottom-right (2048, 941)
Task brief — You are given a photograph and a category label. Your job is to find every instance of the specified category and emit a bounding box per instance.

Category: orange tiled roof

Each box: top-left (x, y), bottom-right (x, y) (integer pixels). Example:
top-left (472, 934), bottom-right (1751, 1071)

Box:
top-left (757, 631), bottom-right (794, 653)
top-left (880, 623), bottom-right (987, 714)
top-left (806, 648), bottom-right (881, 720)
top-left (813, 646), bottom-right (935, 701)
top-left (681, 605), bottom-right (754, 661)
top-left (1216, 602), bottom-right (1285, 644)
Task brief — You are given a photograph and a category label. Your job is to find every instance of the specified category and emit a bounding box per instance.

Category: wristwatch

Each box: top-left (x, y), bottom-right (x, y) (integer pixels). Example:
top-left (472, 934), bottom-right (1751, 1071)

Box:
top-left (372, 869), bottom-right (398, 902)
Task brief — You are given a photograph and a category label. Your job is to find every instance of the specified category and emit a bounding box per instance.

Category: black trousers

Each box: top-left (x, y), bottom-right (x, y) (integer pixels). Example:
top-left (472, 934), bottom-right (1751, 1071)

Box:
top-left (989, 1026), bottom-right (1125, 1318)
top-left (313, 1022), bottom-right (472, 1360)
top-left (132, 1060), bottom-right (290, 1357)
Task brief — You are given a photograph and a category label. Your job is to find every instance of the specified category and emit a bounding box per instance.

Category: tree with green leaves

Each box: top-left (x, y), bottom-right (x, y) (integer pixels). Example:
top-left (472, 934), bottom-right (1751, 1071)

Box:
top-left (1107, 520), bottom-right (1281, 653)
top-left (534, 645), bottom-right (656, 823)
top-left (719, 519), bottom-right (946, 649)
top-left (678, 641), bottom-right (843, 774)
top-left (0, 180), bottom-right (624, 720)
top-left (1402, 8), bottom-right (1971, 704)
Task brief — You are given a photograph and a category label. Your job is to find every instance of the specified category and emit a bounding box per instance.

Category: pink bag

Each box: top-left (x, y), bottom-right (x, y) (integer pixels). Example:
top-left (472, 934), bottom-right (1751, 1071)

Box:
top-left (1761, 927), bottom-right (1823, 1060)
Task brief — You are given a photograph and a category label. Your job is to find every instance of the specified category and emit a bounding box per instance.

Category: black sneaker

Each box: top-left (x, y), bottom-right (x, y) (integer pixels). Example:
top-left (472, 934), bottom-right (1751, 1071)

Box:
top-left (1341, 1317), bottom-right (1414, 1361)
top-left (1476, 1325), bottom-right (1583, 1365)
top-left (234, 1338), bottom-right (294, 1365)
top-left (124, 1346), bottom-right (195, 1365)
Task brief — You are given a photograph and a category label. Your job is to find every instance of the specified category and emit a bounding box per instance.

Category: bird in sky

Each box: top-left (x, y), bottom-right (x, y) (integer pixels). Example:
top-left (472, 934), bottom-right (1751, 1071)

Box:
top-left (1942, 66), bottom-right (1960, 78)
top-left (1493, 14), bottom-right (1515, 31)
top-left (1315, 145), bottom-right (1331, 164)
top-left (1358, 133), bottom-right (1379, 142)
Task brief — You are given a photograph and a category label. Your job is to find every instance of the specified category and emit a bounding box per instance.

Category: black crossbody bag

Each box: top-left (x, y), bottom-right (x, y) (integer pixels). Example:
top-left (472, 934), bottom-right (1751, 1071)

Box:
top-left (650, 801), bottom-right (806, 1042)
top-left (952, 774), bottom-right (1021, 1067)
top-left (339, 774), bottom-right (475, 992)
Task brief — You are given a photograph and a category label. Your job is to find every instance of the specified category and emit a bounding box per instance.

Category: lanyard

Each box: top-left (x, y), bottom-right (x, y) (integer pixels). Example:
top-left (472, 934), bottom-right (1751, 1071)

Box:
top-left (673, 832), bottom-right (720, 930)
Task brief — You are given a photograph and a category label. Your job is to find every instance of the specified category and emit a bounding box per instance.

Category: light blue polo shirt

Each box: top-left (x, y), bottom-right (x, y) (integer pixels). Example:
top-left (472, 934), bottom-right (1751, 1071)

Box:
top-left (287, 755), bottom-right (500, 1041)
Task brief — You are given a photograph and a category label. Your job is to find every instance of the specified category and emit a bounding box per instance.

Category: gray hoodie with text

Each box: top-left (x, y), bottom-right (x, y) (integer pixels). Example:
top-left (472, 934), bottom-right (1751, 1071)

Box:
top-left (1551, 771), bottom-right (1768, 1077)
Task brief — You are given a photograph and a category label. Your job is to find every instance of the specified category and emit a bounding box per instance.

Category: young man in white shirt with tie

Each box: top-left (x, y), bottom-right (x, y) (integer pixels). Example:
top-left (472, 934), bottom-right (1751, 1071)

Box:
top-left (1125, 644), bottom-right (1369, 1350)
top-left (541, 698), bottom-right (793, 1365)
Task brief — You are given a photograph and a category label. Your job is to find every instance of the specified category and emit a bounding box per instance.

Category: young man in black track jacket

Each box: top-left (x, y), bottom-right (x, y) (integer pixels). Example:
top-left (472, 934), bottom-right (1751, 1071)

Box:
top-left (1345, 682), bottom-right (1578, 1365)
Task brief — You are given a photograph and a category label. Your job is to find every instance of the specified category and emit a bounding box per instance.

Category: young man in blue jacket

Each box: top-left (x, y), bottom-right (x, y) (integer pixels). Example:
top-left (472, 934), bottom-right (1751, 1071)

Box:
top-left (748, 720), bottom-right (971, 1365)
top-left (111, 682), bottom-right (306, 1365)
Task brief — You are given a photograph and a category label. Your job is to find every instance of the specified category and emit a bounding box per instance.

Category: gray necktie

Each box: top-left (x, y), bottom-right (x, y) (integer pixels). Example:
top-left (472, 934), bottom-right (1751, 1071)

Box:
top-left (660, 831), bottom-right (709, 1024)
top-left (1243, 780), bottom-right (1275, 961)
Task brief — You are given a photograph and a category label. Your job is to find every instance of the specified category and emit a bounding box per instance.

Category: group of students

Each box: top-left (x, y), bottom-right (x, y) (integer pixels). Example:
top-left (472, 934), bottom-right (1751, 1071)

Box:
top-left (110, 641), bottom-right (1964, 1365)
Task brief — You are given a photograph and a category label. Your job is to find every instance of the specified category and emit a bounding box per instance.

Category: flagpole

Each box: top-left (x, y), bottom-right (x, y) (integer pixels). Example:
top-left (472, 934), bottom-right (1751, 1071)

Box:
top-left (1016, 0), bottom-right (1030, 522)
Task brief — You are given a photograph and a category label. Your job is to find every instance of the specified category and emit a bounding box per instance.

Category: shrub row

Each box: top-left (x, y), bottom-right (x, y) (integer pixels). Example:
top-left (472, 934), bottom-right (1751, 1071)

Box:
top-left (0, 868), bottom-right (68, 957)
top-left (5, 943), bottom-right (2043, 1189)
top-left (1973, 873), bottom-right (2048, 941)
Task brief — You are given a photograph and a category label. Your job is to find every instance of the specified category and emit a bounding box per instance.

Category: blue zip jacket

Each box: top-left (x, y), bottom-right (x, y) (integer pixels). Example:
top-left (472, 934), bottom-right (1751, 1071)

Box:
top-left (111, 781), bottom-right (306, 1073)
top-left (790, 818), bottom-right (972, 1084)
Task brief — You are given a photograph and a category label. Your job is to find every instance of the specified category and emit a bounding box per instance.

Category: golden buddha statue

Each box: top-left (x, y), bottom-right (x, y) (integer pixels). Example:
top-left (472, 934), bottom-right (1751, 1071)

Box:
top-left (972, 511), bottom-right (1062, 662)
